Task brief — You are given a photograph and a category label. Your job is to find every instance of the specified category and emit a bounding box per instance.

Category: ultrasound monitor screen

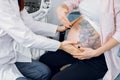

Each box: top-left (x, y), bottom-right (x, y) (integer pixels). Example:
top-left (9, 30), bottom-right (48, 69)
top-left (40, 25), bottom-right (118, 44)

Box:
top-left (24, 0), bottom-right (42, 13)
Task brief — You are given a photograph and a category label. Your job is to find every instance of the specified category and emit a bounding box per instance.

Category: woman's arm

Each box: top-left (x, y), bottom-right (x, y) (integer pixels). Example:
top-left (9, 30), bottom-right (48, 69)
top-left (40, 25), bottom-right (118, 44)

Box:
top-left (96, 10), bottom-right (120, 55)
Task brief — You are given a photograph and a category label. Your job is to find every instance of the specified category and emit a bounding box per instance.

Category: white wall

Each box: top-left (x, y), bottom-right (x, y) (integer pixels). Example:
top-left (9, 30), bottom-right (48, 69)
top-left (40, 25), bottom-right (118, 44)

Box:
top-left (47, 0), bottom-right (65, 25)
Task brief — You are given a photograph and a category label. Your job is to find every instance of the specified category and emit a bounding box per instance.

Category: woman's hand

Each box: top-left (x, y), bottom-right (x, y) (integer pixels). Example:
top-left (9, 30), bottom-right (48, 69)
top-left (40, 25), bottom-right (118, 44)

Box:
top-left (57, 4), bottom-right (72, 27)
top-left (73, 48), bottom-right (102, 60)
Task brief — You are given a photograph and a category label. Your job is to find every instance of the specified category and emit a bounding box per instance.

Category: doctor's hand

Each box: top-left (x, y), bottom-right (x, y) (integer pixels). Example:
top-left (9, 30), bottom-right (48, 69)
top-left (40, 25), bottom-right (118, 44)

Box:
top-left (59, 41), bottom-right (83, 56)
top-left (73, 48), bottom-right (102, 60)
top-left (57, 25), bottom-right (70, 32)
top-left (57, 4), bottom-right (72, 27)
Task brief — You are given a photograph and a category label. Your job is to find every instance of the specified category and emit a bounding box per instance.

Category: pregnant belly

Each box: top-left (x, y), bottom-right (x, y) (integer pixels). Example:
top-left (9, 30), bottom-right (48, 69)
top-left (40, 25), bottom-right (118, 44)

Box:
top-left (67, 17), bottom-right (101, 49)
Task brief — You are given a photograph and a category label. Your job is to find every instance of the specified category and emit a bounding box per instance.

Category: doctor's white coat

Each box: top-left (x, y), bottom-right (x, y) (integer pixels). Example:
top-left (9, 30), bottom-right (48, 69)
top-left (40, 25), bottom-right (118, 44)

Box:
top-left (0, 0), bottom-right (60, 80)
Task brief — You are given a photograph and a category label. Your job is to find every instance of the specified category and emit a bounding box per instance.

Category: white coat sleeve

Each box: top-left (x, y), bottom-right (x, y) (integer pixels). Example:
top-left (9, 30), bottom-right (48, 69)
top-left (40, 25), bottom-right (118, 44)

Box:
top-left (0, 1), bottom-right (60, 51)
top-left (20, 9), bottom-right (58, 37)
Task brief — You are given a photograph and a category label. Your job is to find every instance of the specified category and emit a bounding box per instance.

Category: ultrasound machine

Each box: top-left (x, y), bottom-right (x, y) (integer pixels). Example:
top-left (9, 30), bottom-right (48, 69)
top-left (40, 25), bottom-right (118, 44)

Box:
top-left (24, 0), bottom-right (51, 21)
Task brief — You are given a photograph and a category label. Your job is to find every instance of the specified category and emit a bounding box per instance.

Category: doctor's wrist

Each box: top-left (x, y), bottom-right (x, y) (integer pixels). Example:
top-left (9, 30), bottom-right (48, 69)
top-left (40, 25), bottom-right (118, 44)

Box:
top-left (57, 26), bottom-right (67, 32)
top-left (59, 41), bottom-right (68, 51)
top-left (59, 42), bottom-right (64, 50)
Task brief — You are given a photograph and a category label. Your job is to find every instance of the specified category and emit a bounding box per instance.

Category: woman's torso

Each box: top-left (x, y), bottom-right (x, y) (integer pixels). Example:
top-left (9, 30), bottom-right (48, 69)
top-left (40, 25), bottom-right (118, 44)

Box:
top-left (67, 17), bottom-right (101, 49)
top-left (67, 0), bottom-right (101, 49)
top-left (79, 0), bottom-right (100, 25)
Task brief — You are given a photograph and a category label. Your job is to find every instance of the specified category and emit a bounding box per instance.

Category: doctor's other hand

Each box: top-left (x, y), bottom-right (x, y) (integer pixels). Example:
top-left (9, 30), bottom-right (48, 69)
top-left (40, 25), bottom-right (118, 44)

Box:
top-left (73, 48), bottom-right (102, 60)
top-left (57, 25), bottom-right (70, 32)
top-left (59, 41), bottom-right (82, 56)
top-left (57, 4), bottom-right (72, 27)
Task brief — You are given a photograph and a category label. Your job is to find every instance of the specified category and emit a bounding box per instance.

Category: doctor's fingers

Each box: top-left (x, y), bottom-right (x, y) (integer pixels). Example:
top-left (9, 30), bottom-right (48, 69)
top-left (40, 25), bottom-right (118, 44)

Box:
top-left (57, 10), bottom-right (71, 27)
top-left (60, 16), bottom-right (72, 27)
